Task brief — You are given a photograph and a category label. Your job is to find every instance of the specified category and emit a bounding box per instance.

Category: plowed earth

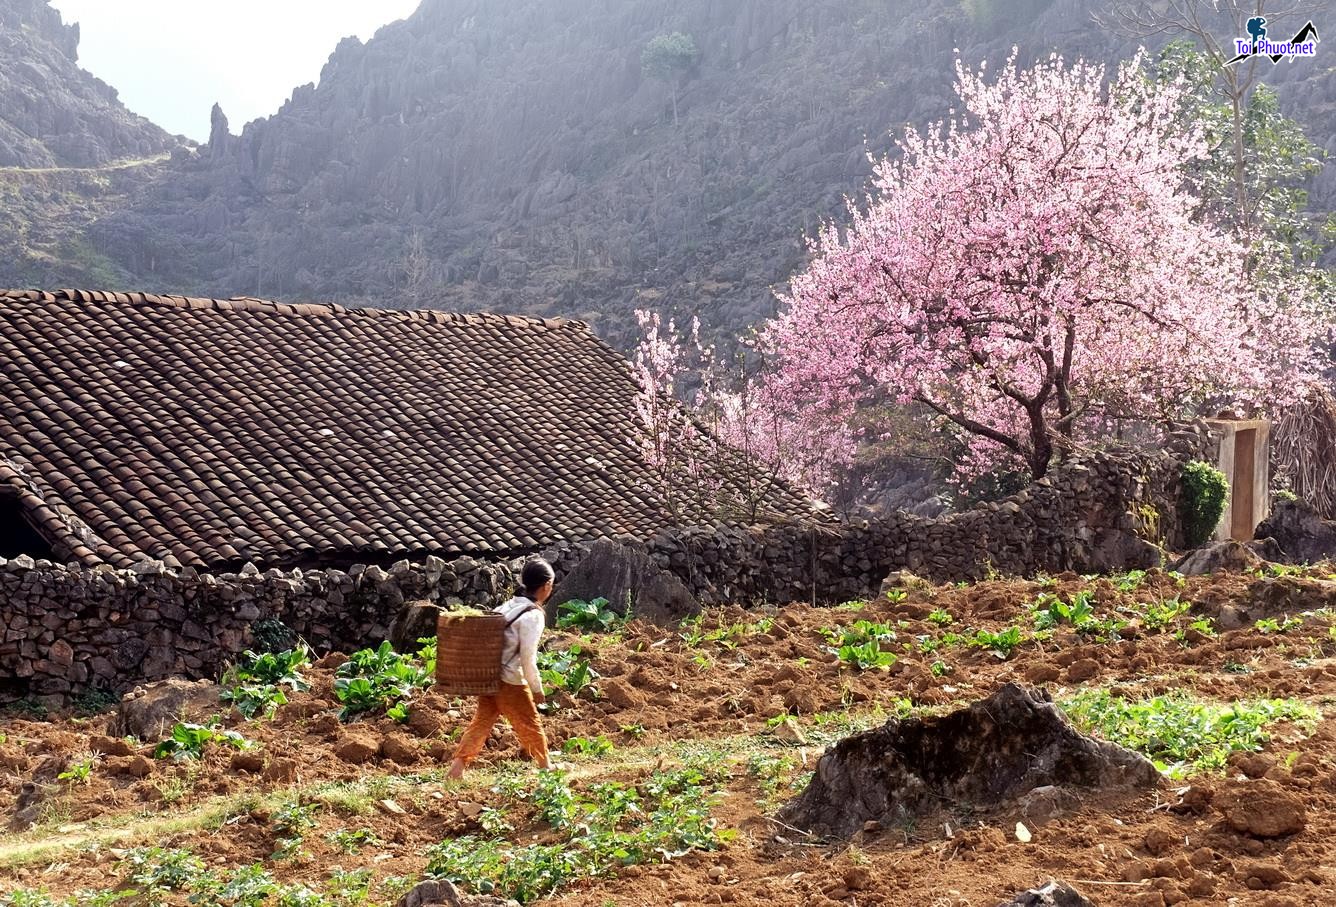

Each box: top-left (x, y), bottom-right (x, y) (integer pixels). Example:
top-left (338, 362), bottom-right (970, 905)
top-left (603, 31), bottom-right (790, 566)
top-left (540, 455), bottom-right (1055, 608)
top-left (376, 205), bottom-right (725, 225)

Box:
top-left (5, 568), bottom-right (1336, 906)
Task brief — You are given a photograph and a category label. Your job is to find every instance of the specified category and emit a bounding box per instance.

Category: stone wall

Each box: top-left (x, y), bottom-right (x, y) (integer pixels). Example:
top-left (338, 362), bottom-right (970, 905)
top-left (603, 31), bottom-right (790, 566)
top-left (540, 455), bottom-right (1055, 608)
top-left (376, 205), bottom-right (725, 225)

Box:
top-left (557, 436), bottom-right (1217, 606)
top-left (0, 432), bottom-right (1216, 704)
top-left (0, 554), bottom-right (513, 706)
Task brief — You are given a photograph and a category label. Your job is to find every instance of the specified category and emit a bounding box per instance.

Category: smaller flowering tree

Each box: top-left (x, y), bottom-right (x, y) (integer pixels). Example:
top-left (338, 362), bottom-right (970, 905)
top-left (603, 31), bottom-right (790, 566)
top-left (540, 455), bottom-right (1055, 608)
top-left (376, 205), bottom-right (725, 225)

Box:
top-left (632, 312), bottom-right (851, 521)
top-left (763, 51), bottom-right (1326, 481)
top-left (631, 309), bottom-right (720, 521)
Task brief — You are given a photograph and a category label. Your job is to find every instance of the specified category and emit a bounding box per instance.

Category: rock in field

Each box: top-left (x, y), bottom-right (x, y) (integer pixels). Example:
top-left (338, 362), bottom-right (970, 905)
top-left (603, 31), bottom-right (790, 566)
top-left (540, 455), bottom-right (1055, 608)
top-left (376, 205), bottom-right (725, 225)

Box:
top-left (547, 538), bottom-right (699, 625)
top-left (778, 683), bottom-right (1160, 838)
top-left (335, 732), bottom-right (380, 764)
top-left (1171, 540), bottom-right (1264, 576)
top-left (395, 877), bottom-right (517, 906)
top-left (993, 881), bottom-right (1095, 906)
top-left (107, 678), bottom-right (222, 740)
top-left (1216, 780), bottom-right (1306, 838)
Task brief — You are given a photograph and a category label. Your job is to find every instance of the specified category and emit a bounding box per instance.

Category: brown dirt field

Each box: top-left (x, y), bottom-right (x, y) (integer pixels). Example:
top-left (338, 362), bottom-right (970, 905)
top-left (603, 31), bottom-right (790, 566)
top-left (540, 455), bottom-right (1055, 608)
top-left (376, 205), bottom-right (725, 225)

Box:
top-left (5, 567), bottom-right (1336, 905)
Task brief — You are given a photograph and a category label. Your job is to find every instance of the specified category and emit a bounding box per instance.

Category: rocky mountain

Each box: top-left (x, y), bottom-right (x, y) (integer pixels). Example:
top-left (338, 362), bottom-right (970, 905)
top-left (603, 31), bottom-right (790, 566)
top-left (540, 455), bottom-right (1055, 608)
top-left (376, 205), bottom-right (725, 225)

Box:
top-left (0, 0), bottom-right (177, 167)
top-left (3, 0), bottom-right (1333, 350)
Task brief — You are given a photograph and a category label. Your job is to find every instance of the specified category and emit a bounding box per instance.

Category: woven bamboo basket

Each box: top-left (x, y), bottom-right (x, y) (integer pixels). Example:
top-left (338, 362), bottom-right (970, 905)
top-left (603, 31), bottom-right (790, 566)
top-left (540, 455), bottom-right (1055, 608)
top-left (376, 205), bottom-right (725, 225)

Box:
top-left (436, 611), bottom-right (507, 695)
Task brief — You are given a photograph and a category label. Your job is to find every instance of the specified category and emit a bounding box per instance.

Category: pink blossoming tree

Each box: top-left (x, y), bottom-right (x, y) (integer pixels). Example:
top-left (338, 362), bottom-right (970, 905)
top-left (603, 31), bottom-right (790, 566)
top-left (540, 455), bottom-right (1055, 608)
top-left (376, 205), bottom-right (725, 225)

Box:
top-left (634, 312), bottom-right (849, 519)
top-left (761, 51), bottom-right (1325, 480)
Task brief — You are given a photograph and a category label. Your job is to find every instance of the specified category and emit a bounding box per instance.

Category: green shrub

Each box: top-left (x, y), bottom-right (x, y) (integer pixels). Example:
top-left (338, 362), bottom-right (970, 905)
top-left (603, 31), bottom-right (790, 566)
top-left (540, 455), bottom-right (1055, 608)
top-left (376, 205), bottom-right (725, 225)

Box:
top-left (333, 640), bottom-right (432, 721)
top-left (557, 597), bottom-right (620, 632)
top-left (537, 645), bottom-right (599, 699)
top-left (153, 723), bottom-right (253, 761)
top-left (1182, 460), bottom-right (1229, 547)
top-left (1062, 690), bottom-right (1318, 777)
top-left (221, 645), bottom-right (312, 719)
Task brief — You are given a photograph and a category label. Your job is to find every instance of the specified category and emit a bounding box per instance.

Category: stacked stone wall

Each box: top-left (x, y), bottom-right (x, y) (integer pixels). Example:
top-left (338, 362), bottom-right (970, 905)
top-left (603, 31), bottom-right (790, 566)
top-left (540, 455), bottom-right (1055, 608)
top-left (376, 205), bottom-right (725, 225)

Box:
top-left (0, 432), bottom-right (1216, 703)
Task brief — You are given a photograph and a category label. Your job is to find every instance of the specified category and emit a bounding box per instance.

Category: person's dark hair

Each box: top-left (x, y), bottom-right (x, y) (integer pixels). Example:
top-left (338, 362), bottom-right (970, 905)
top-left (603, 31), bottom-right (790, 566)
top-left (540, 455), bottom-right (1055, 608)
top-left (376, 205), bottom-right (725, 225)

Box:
top-left (518, 558), bottom-right (555, 597)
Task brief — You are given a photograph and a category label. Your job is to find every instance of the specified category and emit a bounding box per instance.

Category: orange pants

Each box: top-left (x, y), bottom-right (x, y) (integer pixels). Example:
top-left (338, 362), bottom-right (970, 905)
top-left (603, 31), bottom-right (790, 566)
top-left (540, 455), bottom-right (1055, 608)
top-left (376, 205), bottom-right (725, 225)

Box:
top-left (452, 681), bottom-right (549, 767)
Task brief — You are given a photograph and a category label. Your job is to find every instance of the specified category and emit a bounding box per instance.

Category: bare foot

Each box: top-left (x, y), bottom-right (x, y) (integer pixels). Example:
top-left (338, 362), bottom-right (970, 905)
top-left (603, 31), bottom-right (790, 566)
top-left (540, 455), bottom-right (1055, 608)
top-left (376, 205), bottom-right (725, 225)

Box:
top-left (446, 758), bottom-right (466, 780)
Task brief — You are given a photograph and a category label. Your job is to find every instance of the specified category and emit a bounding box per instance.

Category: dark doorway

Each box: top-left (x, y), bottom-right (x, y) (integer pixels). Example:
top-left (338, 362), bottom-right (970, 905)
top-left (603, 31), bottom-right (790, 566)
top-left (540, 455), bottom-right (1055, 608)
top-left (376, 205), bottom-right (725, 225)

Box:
top-left (0, 497), bottom-right (54, 559)
top-left (1231, 429), bottom-right (1257, 541)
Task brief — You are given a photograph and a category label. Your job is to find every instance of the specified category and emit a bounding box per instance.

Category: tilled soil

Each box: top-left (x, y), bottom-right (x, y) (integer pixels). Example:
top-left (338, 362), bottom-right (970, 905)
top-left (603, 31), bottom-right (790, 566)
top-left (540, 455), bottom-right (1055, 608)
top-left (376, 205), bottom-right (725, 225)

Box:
top-left (5, 568), bottom-right (1336, 905)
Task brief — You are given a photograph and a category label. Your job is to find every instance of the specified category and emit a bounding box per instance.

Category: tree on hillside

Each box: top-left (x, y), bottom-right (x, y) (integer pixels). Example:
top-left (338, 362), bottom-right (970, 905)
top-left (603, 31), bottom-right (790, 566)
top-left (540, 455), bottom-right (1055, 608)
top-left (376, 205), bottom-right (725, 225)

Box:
top-left (1150, 41), bottom-right (1333, 321)
top-left (642, 32), bottom-right (699, 127)
top-left (1097, 1), bottom-right (1309, 237)
top-left (756, 52), bottom-right (1325, 481)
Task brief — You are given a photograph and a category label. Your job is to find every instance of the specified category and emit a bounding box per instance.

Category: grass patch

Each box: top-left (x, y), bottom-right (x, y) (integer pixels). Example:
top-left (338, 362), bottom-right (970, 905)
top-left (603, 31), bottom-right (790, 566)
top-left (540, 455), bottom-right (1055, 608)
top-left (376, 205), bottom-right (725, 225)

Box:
top-left (1061, 690), bottom-right (1320, 778)
top-left (427, 758), bottom-right (731, 903)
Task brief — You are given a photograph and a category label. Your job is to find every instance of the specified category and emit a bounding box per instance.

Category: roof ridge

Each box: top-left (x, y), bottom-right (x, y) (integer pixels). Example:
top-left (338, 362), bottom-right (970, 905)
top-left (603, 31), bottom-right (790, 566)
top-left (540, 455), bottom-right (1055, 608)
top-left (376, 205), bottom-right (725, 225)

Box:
top-left (0, 288), bottom-right (586, 332)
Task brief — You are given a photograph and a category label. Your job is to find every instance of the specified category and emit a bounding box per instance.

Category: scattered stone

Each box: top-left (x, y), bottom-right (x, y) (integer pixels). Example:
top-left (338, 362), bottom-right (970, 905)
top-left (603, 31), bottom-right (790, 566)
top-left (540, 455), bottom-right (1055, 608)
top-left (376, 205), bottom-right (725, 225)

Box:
top-left (878, 570), bottom-right (928, 597)
top-left (377, 799), bottom-right (407, 816)
top-left (1065, 659), bottom-right (1099, 682)
top-left (769, 716), bottom-right (808, 746)
top-left (459, 801), bottom-right (485, 819)
top-left (335, 733), bottom-right (380, 764)
top-left (9, 782), bottom-right (46, 831)
top-left (1018, 785), bottom-right (1079, 823)
top-left (106, 755), bottom-right (154, 778)
top-left (380, 734), bottom-right (420, 765)
top-left (108, 678), bottom-right (222, 740)
top-left (87, 734), bottom-right (135, 757)
top-left (396, 879), bottom-right (463, 907)
top-left (779, 684), bottom-right (1160, 838)
top-left (1217, 780), bottom-right (1306, 838)
top-left (1255, 500), bottom-right (1336, 563)
top-left (1014, 821), bottom-right (1032, 843)
top-left (992, 881), bottom-right (1095, 907)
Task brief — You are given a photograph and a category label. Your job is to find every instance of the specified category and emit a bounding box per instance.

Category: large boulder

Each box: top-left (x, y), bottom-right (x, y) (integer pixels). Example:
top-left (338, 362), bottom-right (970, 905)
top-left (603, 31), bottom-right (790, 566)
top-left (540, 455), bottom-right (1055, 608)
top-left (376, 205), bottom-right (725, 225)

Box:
top-left (1171, 540), bottom-right (1264, 576)
top-left (778, 683), bottom-right (1160, 838)
top-left (388, 600), bottom-right (444, 652)
top-left (107, 678), bottom-right (222, 740)
top-left (547, 539), bottom-right (699, 625)
top-left (1255, 500), bottom-right (1336, 564)
top-left (1083, 528), bottom-right (1163, 573)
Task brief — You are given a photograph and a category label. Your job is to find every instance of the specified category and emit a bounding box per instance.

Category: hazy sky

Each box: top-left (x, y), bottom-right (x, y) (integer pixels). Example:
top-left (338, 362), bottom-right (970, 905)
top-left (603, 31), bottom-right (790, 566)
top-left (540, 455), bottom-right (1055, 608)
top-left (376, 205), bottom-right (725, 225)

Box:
top-left (49, 0), bottom-right (422, 141)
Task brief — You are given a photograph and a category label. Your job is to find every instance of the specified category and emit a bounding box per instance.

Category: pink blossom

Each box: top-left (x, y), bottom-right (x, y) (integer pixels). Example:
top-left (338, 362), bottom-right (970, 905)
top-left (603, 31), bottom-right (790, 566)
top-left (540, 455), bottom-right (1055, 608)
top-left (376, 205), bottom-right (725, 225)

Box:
top-left (761, 51), bottom-right (1325, 478)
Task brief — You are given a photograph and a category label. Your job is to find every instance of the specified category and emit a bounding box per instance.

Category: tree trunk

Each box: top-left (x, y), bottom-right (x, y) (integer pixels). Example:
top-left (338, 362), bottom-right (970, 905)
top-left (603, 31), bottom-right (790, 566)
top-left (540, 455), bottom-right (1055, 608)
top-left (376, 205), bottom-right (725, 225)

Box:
top-left (1027, 405), bottom-right (1052, 479)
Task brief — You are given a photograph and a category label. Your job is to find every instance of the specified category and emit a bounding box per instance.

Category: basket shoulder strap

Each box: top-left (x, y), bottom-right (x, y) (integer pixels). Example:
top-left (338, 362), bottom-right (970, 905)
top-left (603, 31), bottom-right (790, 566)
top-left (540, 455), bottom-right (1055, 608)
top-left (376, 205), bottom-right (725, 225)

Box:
top-left (503, 601), bottom-right (539, 627)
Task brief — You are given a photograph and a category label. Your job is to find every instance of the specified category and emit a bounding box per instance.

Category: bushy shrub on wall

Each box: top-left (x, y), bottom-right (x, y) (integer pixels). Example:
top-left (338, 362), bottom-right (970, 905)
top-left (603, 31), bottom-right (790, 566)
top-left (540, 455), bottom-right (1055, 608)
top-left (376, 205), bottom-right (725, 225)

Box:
top-left (1182, 460), bottom-right (1229, 547)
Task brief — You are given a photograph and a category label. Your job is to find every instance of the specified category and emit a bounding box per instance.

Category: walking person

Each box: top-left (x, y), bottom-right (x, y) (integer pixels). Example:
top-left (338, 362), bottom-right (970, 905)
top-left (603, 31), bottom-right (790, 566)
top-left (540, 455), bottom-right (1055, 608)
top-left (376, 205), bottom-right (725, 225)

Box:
top-left (447, 558), bottom-right (554, 778)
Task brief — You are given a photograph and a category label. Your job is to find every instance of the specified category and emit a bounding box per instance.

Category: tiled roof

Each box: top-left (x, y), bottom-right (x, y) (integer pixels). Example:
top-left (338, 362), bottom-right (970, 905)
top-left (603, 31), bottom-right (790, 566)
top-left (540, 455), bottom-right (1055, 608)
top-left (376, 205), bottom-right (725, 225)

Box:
top-left (0, 288), bottom-right (683, 569)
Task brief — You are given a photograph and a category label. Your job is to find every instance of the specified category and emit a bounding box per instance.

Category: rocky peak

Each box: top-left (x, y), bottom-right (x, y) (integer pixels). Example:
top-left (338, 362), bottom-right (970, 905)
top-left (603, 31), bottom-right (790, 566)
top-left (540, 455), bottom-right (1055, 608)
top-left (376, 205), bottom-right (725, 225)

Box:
top-left (0, 0), bottom-right (179, 167)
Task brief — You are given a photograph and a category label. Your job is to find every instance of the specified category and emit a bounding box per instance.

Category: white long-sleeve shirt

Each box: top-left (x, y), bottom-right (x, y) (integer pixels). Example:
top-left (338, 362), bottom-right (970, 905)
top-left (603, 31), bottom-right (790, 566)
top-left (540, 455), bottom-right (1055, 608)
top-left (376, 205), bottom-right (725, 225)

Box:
top-left (496, 595), bottom-right (544, 694)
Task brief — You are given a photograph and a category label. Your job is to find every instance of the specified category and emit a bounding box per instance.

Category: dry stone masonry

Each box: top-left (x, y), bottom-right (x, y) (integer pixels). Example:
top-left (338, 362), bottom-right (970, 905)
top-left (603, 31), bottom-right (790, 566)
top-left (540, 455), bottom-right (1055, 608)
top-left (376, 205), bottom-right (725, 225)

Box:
top-left (1, 436), bottom-right (1216, 704)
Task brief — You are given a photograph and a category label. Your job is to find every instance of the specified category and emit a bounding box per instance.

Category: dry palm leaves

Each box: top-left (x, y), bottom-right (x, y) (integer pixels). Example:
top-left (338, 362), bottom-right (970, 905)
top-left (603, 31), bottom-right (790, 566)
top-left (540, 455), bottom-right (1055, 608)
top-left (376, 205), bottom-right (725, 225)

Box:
top-left (1274, 387), bottom-right (1336, 519)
